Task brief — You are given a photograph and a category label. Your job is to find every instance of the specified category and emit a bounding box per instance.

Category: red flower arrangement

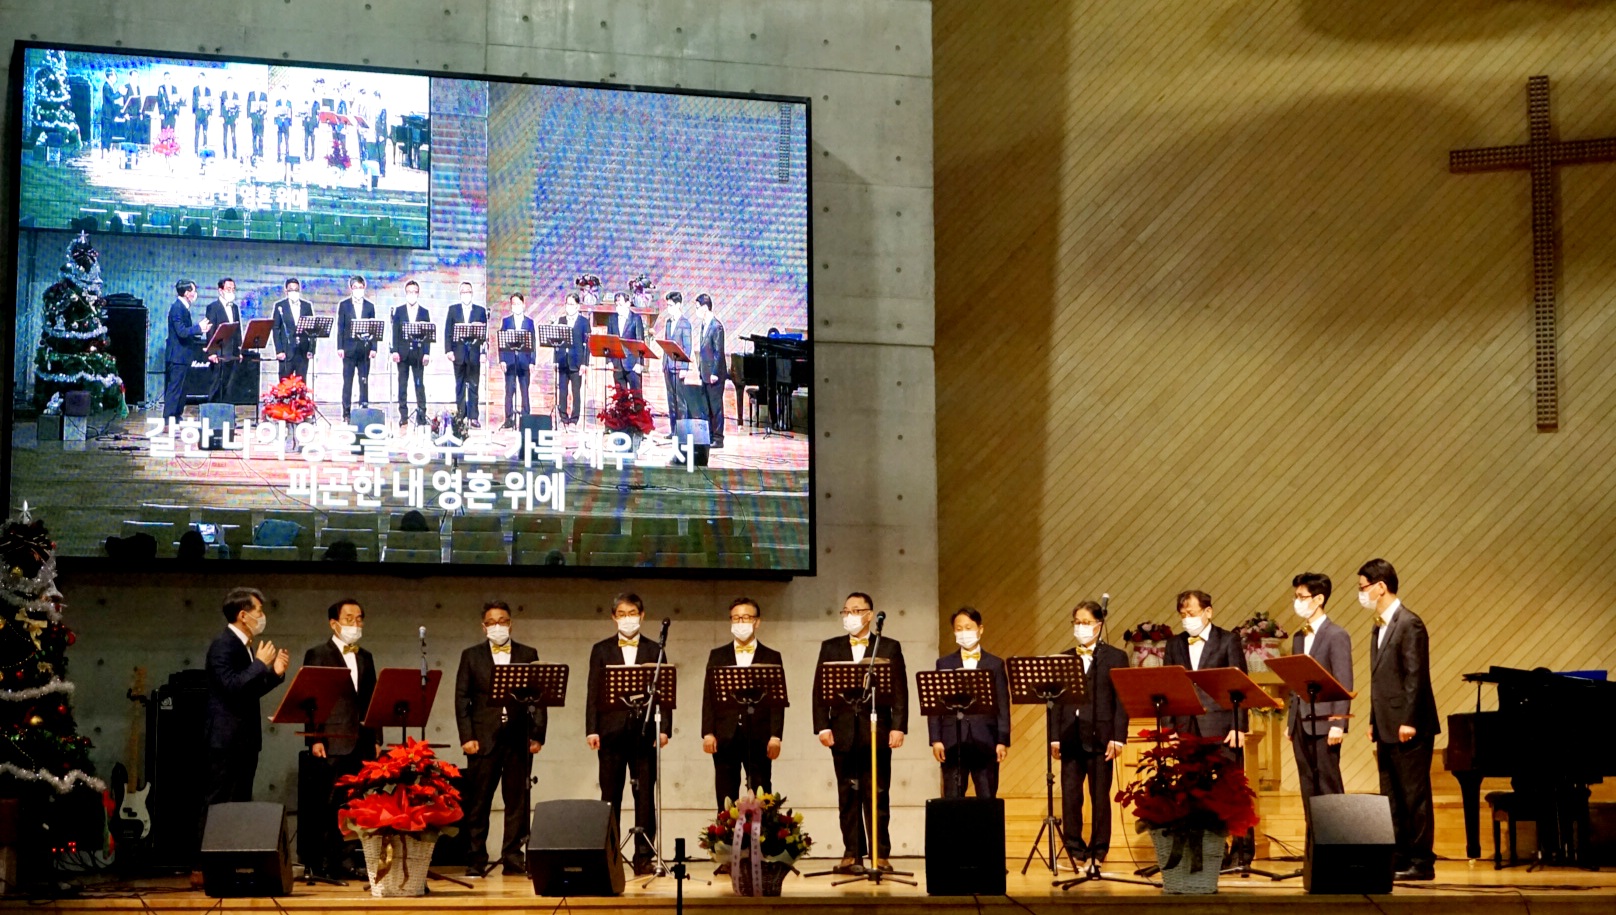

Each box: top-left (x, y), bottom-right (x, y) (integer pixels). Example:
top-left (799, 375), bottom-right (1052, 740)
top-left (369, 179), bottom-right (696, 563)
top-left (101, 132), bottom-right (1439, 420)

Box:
top-left (597, 384), bottom-right (655, 436)
top-left (1122, 620), bottom-right (1174, 643)
top-left (261, 373), bottom-right (316, 424)
top-left (336, 738), bottom-right (462, 839)
top-left (1116, 731), bottom-right (1258, 872)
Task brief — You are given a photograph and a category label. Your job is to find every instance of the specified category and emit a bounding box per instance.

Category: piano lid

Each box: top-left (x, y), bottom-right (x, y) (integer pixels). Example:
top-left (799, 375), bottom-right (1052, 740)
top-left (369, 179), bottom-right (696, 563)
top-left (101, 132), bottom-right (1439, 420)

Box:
top-left (1463, 665), bottom-right (1612, 685)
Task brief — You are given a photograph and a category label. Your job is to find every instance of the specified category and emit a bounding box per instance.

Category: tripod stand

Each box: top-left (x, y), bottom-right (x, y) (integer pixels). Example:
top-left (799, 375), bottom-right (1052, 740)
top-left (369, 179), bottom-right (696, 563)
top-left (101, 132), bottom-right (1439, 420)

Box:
top-left (1264, 652), bottom-right (1356, 886)
top-left (1005, 654), bottom-right (1082, 877)
top-left (1055, 695), bottom-right (1159, 890)
top-left (603, 658), bottom-right (678, 885)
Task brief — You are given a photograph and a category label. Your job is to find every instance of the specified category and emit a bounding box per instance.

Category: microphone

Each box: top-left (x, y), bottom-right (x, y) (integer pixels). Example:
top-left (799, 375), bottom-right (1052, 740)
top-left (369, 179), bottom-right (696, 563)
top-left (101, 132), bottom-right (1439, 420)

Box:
top-left (658, 617), bottom-right (671, 645)
top-left (1101, 593), bottom-right (1110, 613)
top-left (875, 610), bottom-right (887, 633)
top-left (419, 626), bottom-right (428, 687)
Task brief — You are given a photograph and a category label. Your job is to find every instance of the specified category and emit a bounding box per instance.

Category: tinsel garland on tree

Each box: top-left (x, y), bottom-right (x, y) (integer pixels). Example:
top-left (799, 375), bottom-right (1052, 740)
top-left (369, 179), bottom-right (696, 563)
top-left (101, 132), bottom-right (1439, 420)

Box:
top-left (33, 233), bottom-right (128, 416)
top-left (28, 49), bottom-right (81, 148)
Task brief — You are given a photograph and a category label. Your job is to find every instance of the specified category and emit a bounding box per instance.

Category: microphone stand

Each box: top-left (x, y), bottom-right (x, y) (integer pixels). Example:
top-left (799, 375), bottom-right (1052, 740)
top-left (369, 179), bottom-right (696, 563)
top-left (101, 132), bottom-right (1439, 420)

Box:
top-left (833, 616), bottom-right (915, 886)
top-left (631, 622), bottom-right (672, 883)
top-left (418, 626), bottom-right (429, 742)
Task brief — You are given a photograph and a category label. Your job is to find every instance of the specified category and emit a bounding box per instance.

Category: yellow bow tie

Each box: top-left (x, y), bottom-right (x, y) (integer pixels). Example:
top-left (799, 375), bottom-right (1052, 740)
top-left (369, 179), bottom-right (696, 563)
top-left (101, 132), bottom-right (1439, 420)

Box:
top-left (735, 645), bottom-right (755, 655)
top-left (619, 638), bottom-right (639, 648)
top-left (1076, 647), bottom-right (1093, 657)
top-left (341, 643), bottom-right (359, 655)
top-left (491, 643), bottom-right (511, 654)
top-left (1187, 636), bottom-right (1204, 645)
top-left (1300, 625), bottom-right (1314, 636)
top-left (961, 649), bottom-right (981, 661)
top-left (850, 637), bottom-right (869, 647)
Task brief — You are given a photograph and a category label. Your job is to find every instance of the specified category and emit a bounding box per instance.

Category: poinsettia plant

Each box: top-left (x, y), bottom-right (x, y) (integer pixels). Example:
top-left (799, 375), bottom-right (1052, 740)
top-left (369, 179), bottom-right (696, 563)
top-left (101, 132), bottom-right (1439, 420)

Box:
top-left (336, 737), bottom-right (462, 841)
top-left (1116, 731), bottom-right (1258, 872)
top-left (261, 373), bottom-right (316, 424)
top-left (1122, 620), bottom-right (1174, 643)
top-left (598, 384), bottom-right (655, 435)
top-left (698, 790), bottom-right (811, 864)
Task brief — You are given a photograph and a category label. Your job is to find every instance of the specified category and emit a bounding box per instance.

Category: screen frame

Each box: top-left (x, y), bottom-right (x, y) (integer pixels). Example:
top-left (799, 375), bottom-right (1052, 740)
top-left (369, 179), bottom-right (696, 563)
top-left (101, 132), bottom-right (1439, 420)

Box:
top-left (2, 39), bottom-right (816, 582)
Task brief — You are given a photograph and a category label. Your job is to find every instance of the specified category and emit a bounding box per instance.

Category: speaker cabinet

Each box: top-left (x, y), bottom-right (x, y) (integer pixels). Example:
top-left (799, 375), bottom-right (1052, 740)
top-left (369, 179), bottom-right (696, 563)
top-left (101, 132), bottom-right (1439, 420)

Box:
top-left (200, 802), bottom-right (293, 897)
top-left (518, 414), bottom-right (553, 441)
top-left (925, 797), bottom-right (1006, 895)
top-left (673, 419), bottom-right (710, 465)
top-left (1306, 793), bottom-right (1395, 894)
top-left (526, 799), bottom-right (623, 896)
top-left (147, 670), bottom-right (207, 867)
top-left (102, 297), bottom-right (147, 404)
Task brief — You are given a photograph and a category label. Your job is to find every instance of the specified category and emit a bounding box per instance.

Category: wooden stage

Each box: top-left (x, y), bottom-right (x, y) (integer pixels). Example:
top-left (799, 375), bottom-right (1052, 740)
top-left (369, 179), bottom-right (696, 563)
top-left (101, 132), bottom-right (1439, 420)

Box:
top-left (7, 859), bottom-right (1615, 914)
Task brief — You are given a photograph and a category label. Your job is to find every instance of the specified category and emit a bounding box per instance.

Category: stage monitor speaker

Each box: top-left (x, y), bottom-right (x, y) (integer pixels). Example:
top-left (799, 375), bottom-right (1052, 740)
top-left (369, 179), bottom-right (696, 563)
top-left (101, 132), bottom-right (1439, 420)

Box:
top-left (200, 801), bottom-right (293, 897)
top-left (519, 414), bottom-right (553, 441)
top-left (147, 670), bottom-right (207, 867)
top-left (102, 298), bottom-right (148, 404)
top-left (673, 419), bottom-right (710, 466)
top-left (925, 797), bottom-right (1006, 895)
top-left (1306, 793), bottom-right (1395, 895)
top-left (200, 402), bottom-right (235, 450)
top-left (349, 406), bottom-right (386, 434)
top-left (526, 799), bottom-right (623, 897)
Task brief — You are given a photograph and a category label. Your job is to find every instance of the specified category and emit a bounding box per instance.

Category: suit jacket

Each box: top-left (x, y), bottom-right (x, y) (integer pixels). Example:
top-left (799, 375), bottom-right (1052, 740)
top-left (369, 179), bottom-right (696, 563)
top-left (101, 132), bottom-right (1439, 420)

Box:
top-left (205, 298), bottom-right (243, 360)
top-left (1286, 617), bottom-right (1353, 736)
top-left (445, 303), bottom-right (487, 363)
top-left (696, 317), bottom-right (727, 382)
top-left (220, 91), bottom-right (240, 122)
top-left (204, 626), bottom-right (285, 751)
top-left (552, 314), bottom-right (591, 372)
top-left (301, 639), bottom-right (378, 758)
top-left (605, 311), bottom-right (646, 374)
top-left (811, 634), bottom-right (909, 749)
top-left (1048, 643), bottom-right (1131, 752)
top-left (700, 642), bottom-right (786, 741)
top-left (1164, 624), bottom-right (1248, 737)
top-left (663, 314), bottom-right (692, 376)
top-left (453, 641), bottom-right (547, 751)
top-left (192, 85), bottom-right (213, 117)
top-left (272, 297), bottom-right (315, 359)
top-left (499, 314), bottom-right (537, 369)
top-left (927, 649), bottom-right (1012, 750)
top-left (583, 635), bottom-right (674, 739)
top-left (158, 84), bottom-right (180, 117)
top-left (390, 304), bottom-right (431, 359)
top-left (336, 296), bottom-right (377, 358)
top-left (166, 297), bottom-right (207, 366)
top-left (1368, 603), bottom-right (1441, 743)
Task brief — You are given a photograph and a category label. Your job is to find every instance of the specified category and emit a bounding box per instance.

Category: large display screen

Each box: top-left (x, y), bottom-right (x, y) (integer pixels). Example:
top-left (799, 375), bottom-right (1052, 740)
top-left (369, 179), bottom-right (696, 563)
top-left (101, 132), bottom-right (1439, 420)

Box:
top-left (4, 42), bottom-right (813, 577)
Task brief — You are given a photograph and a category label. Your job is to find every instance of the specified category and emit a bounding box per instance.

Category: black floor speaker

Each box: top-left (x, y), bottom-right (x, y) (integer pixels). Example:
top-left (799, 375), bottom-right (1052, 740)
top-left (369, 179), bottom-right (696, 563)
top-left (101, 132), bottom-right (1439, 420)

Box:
top-left (925, 797), bottom-right (1006, 895)
top-left (1306, 793), bottom-right (1395, 894)
top-left (102, 296), bottom-right (147, 404)
top-left (526, 799), bottom-right (623, 896)
top-left (200, 801), bottom-right (293, 897)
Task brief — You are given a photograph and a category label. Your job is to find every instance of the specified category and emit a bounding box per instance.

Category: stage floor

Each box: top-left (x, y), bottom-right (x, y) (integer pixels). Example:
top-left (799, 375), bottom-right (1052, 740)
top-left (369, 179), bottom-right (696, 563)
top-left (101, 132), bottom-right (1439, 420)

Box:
top-left (12, 859), bottom-right (1616, 913)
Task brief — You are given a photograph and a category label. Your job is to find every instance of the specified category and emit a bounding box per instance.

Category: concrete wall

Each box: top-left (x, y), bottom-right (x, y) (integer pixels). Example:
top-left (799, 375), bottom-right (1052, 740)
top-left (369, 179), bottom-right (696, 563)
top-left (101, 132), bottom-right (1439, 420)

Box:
top-left (0, 1), bottom-right (935, 860)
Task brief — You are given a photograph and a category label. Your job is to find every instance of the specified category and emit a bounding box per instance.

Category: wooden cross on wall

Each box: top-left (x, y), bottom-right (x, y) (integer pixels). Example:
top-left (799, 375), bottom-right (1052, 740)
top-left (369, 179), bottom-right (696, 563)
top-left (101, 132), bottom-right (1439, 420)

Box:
top-left (1450, 75), bottom-right (1616, 432)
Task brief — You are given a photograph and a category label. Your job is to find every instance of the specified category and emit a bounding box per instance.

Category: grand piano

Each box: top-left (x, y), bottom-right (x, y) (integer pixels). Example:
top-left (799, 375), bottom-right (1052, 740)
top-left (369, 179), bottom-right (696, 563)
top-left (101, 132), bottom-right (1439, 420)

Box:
top-left (1445, 666), bottom-right (1615, 865)
top-left (730, 334), bottom-right (809, 433)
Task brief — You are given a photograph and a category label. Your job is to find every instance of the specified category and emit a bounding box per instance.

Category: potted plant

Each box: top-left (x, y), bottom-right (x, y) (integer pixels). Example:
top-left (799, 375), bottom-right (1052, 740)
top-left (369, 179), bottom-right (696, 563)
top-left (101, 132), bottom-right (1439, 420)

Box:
top-left (597, 384), bottom-right (655, 457)
top-left (1122, 620), bottom-right (1174, 668)
top-left (698, 790), bottom-right (812, 897)
top-left (1116, 732), bottom-right (1258, 894)
top-left (261, 373), bottom-right (316, 451)
top-left (336, 738), bottom-right (463, 897)
top-left (1233, 612), bottom-right (1288, 673)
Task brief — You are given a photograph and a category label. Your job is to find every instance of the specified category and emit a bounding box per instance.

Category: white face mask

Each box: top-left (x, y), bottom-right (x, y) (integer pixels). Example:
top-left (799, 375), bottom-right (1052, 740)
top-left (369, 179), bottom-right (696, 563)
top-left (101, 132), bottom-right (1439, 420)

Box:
top-left (405, 295), bottom-right (419, 306)
top-left (485, 624), bottom-right (510, 646)
top-left (461, 293), bottom-right (473, 304)
top-left (247, 612), bottom-right (266, 637)
top-left (1358, 589), bottom-right (1376, 611)
top-left (731, 622), bottom-right (755, 643)
top-left (1074, 623), bottom-right (1096, 644)
top-left (954, 630), bottom-right (980, 650)
top-left (617, 616), bottom-right (642, 638)
top-left (1293, 599), bottom-right (1314, 618)
top-left (841, 613), bottom-right (866, 635)
top-left (220, 290), bottom-right (234, 303)
top-left (287, 291), bottom-right (299, 303)
top-left (1182, 615), bottom-right (1208, 636)
top-left (338, 625), bottom-right (362, 645)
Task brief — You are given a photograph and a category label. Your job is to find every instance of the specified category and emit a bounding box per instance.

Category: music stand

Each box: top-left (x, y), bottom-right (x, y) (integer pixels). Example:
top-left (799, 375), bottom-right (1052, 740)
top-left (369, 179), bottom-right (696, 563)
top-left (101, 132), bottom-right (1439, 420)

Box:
top-left (587, 335), bottom-right (625, 433)
top-left (351, 318), bottom-right (385, 342)
top-left (296, 315), bottom-right (333, 339)
top-left (915, 669), bottom-right (996, 798)
top-left (241, 318), bottom-right (274, 351)
top-left (604, 664), bottom-right (677, 881)
top-left (1265, 654), bottom-right (1355, 884)
top-left (1110, 666), bottom-right (1206, 880)
top-left (452, 323), bottom-right (487, 346)
top-left (706, 664), bottom-right (789, 799)
top-left (658, 339), bottom-right (693, 389)
top-left (270, 666), bottom-right (358, 887)
top-left (1003, 655), bottom-right (1082, 877)
top-left (403, 321), bottom-right (437, 345)
top-left (361, 668), bottom-right (444, 746)
top-left (535, 325), bottom-right (571, 421)
top-left (204, 321), bottom-right (239, 355)
top-left (1185, 667), bottom-right (1283, 879)
top-left (490, 662), bottom-right (569, 712)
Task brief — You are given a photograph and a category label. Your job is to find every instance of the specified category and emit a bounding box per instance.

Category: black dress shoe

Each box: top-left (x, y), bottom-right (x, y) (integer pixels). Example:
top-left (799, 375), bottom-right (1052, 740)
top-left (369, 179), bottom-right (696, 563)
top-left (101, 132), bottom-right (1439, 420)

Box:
top-left (1394, 867), bottom-right (1435, 881)
top-left (502, 863), bottom-right (526, 876)
top-left (832, 856), bottom-right (861, 875)
top-left (631, 859), bottom-right (656, 876)
top-left (463, 863), bottom-right (491, 878)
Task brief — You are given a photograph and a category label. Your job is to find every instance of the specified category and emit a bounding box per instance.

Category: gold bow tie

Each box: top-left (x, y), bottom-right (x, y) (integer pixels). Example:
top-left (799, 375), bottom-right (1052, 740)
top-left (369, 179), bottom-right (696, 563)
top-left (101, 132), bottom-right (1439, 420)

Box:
top-left (341, 643), bottom-right (359, 655)
top-left (619, 638), bottom-right (639, 648)
top-left (735, 645), bottom-right (755, 655)
top-left (1187, 636), bottom-right (1204, 645)
top-left (1300, 625), bottom-right (1314, 636)
top-left (491, 644), bottom-right (511, 654)
top-left (961, 649), bottom-right (981, 661)
top-left (1076, 647), bottom-right (1093, 657)
top-left (850, 637), bottom-right (869, 647)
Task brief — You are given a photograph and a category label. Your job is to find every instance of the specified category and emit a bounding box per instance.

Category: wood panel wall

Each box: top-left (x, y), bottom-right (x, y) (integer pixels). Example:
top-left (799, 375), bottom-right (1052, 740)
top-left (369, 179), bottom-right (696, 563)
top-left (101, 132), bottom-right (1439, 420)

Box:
top-left (934, 0), bottom-right (1616, 805)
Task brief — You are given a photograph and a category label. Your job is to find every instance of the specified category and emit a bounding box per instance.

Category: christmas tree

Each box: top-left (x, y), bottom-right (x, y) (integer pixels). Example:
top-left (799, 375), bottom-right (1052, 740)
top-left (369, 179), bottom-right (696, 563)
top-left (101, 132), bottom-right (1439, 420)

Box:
top-left (28, 49), bottom-right (81, 148)
top-left (34, 233), bottom-right (127, 416)
top-left (0, 506), bottom-right (104, 862)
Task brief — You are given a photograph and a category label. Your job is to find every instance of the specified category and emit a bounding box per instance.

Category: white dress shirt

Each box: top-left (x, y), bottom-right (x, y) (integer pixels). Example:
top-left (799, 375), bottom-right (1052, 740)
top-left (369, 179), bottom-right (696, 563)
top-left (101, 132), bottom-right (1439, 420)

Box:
top-left (733, 641), bottom-right (755, 667)
top-left (333, 635), bottom-right (359, 689)
top-left (1188, 635), bottom-right (1206, 669)
top-left (620, 637), bottom-right (639, 666)
top-left (850, 634), bottom-right (868, 662)
top-left (1376, 600), bottom-right (1401, 649)
top-left (1303, 615), bottom-right (1326, 656)
top-left (491, 641), bottom-right (511, 665)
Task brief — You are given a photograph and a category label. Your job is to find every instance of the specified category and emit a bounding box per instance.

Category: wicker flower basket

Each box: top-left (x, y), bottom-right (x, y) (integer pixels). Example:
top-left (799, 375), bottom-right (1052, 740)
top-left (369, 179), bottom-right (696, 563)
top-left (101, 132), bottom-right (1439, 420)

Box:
top-left (1132, 640), bottom-right (1166, 668)
top-left (1244, 636), bottom-right (1284, 673)
top-left (361, 832), bottom-right (437, 897)
top-left (1149, 828), bottom-right (1225, 894)
top-left (733, 860), bottom-right (793, 897)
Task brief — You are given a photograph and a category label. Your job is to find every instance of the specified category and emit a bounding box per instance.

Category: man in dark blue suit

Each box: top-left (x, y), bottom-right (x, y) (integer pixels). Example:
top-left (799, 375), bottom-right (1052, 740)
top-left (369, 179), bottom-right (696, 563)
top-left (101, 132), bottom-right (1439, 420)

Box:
top-left (203, 588), bottom-right (289, 809)
top-left (553, 292), bottom-right (591, 426)
top-left (1050, 600), bottom-right (1129, 865)
top-left (204, 278), bottom-right (243, 403)
top-left (1286, 572), bottom-right (1353, 806)
top-left (605, 292), bottom-right (646, 392)
top-left (389, 280), bottom-right (431, 427)
top-left (498, 293), bottom-right (536, 429)
top-left (701, 597), bottom-right (785, 813)
top-left (164, 279), bottom-right (210, 421)
top-left (445, 282), bottom-right (487, 425)
top-left (929, 606), bottom-right (1010, 798)
top-left (658, 292), bottom-right (690, 434)
top-left (300, 598), bottom-right (377, 880)
top-left (271, 277), bottom-right (314, 381)
top-left (336, 275), bottom-right (377, 422)
top-left (690, 294), bottom-right (728, 447)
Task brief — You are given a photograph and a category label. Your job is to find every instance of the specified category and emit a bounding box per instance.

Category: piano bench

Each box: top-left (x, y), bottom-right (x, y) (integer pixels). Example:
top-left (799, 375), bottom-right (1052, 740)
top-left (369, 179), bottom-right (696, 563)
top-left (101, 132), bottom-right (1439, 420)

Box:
top-left (1485, 791), bottom-right (1533, 869)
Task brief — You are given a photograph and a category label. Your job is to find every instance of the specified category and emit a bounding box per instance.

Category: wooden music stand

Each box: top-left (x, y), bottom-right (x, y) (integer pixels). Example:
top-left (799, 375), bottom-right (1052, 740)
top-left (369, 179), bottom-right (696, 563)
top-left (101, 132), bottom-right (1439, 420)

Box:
top-left (1264, 653), bottom-right (1356, 883)
top-left (361, 668), bottom-right (444, 746)
top-left (241, 318), bottom-right (275, 351)
top-left (706, 663), bottom-right (789, 797)
top-left (204, 321), bottom-right (239, 354)
top-left (271, 666), bottom-right (359, 888)
top-left (1185, 667), bottom-right (1284, 879)
top-left (915, 668), bottom-right (996, 798)
top-left (1005, 654), bottom-right (1083, 877)
top-left (1110, 666), bottom-right (1204, 740)
top-left (588, 335), bottom-right (626, 433)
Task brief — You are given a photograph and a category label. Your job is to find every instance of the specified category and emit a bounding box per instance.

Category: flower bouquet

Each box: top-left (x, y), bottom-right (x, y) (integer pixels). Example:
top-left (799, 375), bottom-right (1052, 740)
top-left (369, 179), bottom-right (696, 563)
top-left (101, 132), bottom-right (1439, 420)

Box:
top-left (336, 738), bottom-right (463, 897)
top-left (1122, 620), bottom-right (1174, 668)
top-left (261, 373), bottom-right (316, 424)
top-left (1116, 731), bottom-right (1258, 893)
top-left (698, 790), bottom-right (811, 897)
top-left (1233, 612), bottom-right (1288, 673)
top-left (597, 384), bottom-right (655, 456)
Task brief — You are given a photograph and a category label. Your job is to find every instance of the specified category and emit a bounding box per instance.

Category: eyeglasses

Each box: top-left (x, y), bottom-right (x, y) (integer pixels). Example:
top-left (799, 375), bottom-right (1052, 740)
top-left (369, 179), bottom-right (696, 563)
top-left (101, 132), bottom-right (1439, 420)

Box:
top-left (612, 610), bottom-right (641, 619)
top-left (730, 615), bottom-right (759, 623)
top-left (838, 609), bottom-right (869, 617)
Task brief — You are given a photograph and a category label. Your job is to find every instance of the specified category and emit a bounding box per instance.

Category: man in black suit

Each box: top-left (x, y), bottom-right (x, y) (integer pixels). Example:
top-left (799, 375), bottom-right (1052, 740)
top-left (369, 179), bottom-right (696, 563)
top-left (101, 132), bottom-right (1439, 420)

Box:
top-left (247, 89), bottom-right (267, 160)
top-left (205, 277), bottom-right (243, 403)
top-left (553, 292), bottom-right (591, 426)
top-left (701, 597), bottom-right (785, 813)
top-left (202, 588), bottom-right (289, 818)
top-left (659, 292), bottom-right (690, 434)
top-left (272, 277), bottom-right (315, 380)
top-left (219, 87), bottom-right (240, 159)
top-left (273, 98), bottom-right (293, 162)
top-left (690, 294), bottom-right (727, 447)
top-left (454, 601), bottom-right (545, 877)
top-left (300, 599), bottom-right (377, 880)
top-left (928, 606), bottom-right (1009, 799)
top-left (1049, 600), bottom-right (1129, 865)
top-left (606, 292), bottom-right (646, 392)
top-left (390, 280), bottom-right (431, 427)
top-left (191, 75), bottom-right (214, 152)
top-left (1360, 558), bottom-right (1439, 881)
top-left (445, 282), bottom-right (487, 425)
top-left (1164, 589), bottom-right (1254, 865)
top-left (585, 593), bottom-right (672, 876)
top-left (157, 71), bottom-right (181, 133)
top-left (336, 276), bottom-right (378, 422)
top-left (498, 294), bottom-right (536, 429)
top-left (1286, 572), bottom-right (1352, 807)
top-left (164, 279), bottom-right (211, 421)
top-left (302, 98), bottom-right (320, 160)
top-left (99, 69), bottom-right (118, 156)
top-left (812, 592), bottom-right (908, 874)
